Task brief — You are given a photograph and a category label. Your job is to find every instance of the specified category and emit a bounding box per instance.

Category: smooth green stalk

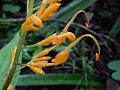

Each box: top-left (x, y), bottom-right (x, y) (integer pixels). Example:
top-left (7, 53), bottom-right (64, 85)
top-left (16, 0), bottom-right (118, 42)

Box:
top-left (3, 0), bottom-right (34, 89)
top-left (62, 10), bottom-right (89, 33)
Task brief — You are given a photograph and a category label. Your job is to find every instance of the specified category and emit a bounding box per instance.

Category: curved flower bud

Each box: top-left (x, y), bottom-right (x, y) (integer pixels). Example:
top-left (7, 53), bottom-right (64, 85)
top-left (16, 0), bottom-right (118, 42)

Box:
top-left (39, 3), bottom-right (61, 21)
top-left (52, 50), bottom-right (69, 66)
top-left (65, 34), bottom-right (100, 61)
top-left (37, 33), bottom-right (57, 46)
top-left (22, 14), bottom-right (43, 31)
top-left (62, 10), bottom-right (89, 33)
top-left (27, 65), bottom-right (45, 74)
top-left (53, 32), bottom-right (76, 46)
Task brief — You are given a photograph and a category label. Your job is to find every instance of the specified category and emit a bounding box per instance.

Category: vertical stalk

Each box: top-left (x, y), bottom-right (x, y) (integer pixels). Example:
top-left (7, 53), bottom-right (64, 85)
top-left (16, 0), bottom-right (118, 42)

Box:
top-left (3, 0), bottom-right (34, 89)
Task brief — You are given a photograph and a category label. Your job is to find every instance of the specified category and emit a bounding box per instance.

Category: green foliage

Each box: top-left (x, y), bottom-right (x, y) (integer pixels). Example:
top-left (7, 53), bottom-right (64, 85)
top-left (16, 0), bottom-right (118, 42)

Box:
top-left (108, 60), bottom-right (120, 81)
top-left (17, 74), bottom-right (105, 87)
top-left (0, 33), bottom-right (21, 89)
top-left (109, 15), bottom-right (120, 38)
top-left (3, 4), bottom-right (21, 13)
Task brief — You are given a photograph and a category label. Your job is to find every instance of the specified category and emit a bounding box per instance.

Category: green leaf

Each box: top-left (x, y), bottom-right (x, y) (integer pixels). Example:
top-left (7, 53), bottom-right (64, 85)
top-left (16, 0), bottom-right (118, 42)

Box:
top-left (108, 60), bottom-right (120, 71)
top-left (0, 33), bottom-right (21, 89)
top-left (112, 71), bottom-right (120, 81)
top-left (109, 15), bottom-right (120, 38)
top-left (3, 4), bottom-right (21, 13)
top-left (17, 74), bottom-right (105, 87)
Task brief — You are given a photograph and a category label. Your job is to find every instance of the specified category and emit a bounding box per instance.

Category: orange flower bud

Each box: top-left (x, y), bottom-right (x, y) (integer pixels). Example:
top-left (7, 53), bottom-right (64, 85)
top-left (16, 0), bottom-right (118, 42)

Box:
top-left (30, 62), bottom-right (54, 67)
top-left (35, 56), bottom-right (52, 61)
top-left (33, 48), bottom-right (51, 59)
top-left (95, 52), bottom-right (100, 62)
top-left (52, 50), bottom-right (69, 65)
top-left (28, 65), bottom-right (45, 74)
top-left (53, 32), bottom-right (76, 46)
top-left (37, 33), bottom-right (57, 46)
top-left (53, 35), bottom-right (66, 46)
top-left (42, 0), bottom-right (61, 3)
top-left (40, 3), bottom-right (61, 21)
top-left (32, 15), bottom-right (43, 27)
top-left (49, 0), bottom-right (61, 3)
top-left (22, 15), bottom-right (43, 31)
top-left (64, 32), bottom-right (76, 42)
top-left (37, 7), bottom-right (46, 17)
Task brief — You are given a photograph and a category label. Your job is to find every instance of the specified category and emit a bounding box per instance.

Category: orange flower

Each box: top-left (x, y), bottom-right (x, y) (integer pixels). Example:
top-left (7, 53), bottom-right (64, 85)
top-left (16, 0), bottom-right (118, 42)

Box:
top-left (33, 48), bottom-right (51, 59)
top-left (52, 50), bottom-right (69, 65)
top-left (53, 32), bottom-right (76, 46)
top-left (22, 14), bottom-right (43, 31)
top-left (39, 3), bottom-right (61, 21)
top-left (95, 52), bottom-right (100, 61)
top-left (27, 65), bottom-right (45, 74)
top-left (42, 0), bottom-right (61, 4)
top-left (37, 33), bottom-right (57, 46)
top-left (35, 56), bottom-right (52, 61)
top-left (37, 32), bottom-right (76, 46)
top-left (30, 62), bottom-right (54, 67)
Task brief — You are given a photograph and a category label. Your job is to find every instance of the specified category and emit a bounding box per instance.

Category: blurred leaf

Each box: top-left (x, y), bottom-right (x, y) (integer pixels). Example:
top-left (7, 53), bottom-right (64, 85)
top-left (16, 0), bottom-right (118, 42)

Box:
top-left (3, 4), bottom-right (21, 13)
top-left (108, 60), bottom-right (120, 71)
top-left (17, 74), bottom-right (105, 87)
top-left (112, 71), bottom-right (120, 81)
top-left (1, 0), bottom-right (12, 2)
top-left (0, 33), bottom-right (21, 89)
top-left (109, 15), bottom-right (120, 38)
top-left (108, 60), bottom-right (120, 81)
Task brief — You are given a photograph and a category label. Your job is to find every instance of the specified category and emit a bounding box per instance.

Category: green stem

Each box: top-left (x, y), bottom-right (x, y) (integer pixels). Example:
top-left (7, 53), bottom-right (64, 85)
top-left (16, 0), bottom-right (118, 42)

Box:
top-left (3, 0), bottom-right (34, 89)
top-left (3, 30), bottom-right (27, 90)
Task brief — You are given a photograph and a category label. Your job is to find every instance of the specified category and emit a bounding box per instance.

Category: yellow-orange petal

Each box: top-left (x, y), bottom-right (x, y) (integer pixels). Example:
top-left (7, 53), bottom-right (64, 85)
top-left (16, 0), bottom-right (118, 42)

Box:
top-left (41, 13), bottom-right (55, 21)
top-left (7, 84), bottom-right (12, 90)
top-left (42, 0), bottom-right (48, 3)
top-left (40, 3), bottom-right (61, 21)
top-left (37, 7), bottom-right (46, 17)
top-left (95, 52), bottom-right (100, 62)
top-left (53, 35), bottom-right (66, 46)
top-left (32, 15), bottom-right (43, 27)
top-left (49, 0), bottom-right (61, 3)
top-left (63, 32), bottom-right (76, 42)
top-left (37, 33), bottom-right (57, 46)
top-left (52, 50), bottom-right (69, 65)
top-left (28, 65), bottom-right (45, 74)
top-left (35, 56), bottom-right (52, 61)
top-left (22, 15), bottom-right (33, 28)
top-left (33, 48), bottom-right (51, 59)
top-left (30, 62), bottom-right (54, 67)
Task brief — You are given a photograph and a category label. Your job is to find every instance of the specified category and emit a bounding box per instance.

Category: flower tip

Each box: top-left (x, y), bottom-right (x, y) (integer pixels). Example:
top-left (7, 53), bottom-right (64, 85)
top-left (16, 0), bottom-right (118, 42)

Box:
top-left (85, 23), bottom-right (89, 29)
top-left (95, 52), bottom-right (100, 62)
